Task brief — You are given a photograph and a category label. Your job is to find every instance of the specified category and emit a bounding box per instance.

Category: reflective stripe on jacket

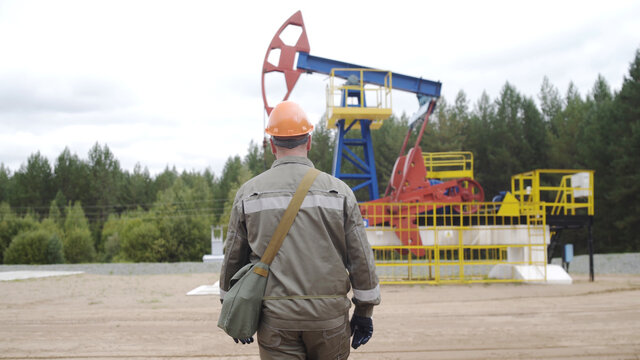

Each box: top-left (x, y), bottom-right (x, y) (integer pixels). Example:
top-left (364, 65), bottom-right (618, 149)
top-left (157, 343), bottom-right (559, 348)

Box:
top-left (220, 156), bottom-right (380, 330)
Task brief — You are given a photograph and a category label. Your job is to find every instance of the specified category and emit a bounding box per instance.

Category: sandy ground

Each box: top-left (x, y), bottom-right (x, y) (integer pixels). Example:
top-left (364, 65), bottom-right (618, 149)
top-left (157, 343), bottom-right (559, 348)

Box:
top-left (1, 273), bottom-right (639, 360)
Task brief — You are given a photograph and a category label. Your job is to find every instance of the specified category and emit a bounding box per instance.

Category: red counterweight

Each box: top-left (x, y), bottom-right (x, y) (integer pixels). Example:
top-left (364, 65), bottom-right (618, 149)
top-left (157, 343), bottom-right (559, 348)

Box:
top-left (261, 11), bottom-right (310, 116)
top-left (359, 101), bottom-right (484, 256)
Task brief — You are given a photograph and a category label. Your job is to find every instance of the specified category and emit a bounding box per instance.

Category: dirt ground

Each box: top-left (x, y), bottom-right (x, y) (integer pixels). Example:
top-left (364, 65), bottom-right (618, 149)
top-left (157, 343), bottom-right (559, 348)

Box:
top-left (1, 273), bottom-right (639, 360)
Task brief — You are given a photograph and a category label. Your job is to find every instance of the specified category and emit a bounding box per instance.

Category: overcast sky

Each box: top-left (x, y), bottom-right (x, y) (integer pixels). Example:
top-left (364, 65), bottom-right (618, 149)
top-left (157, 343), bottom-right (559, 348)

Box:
top-left (1, 0), bottom-right (639, 177)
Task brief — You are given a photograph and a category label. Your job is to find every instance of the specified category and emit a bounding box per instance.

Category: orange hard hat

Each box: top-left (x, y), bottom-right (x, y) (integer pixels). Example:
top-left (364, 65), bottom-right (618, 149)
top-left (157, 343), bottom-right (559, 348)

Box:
top-left (265, 101), bottom-right (313, 137)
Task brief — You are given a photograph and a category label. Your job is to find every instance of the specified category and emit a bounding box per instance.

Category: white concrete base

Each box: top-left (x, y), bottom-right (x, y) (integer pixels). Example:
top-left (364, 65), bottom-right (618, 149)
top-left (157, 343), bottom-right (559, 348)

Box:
top-left (202, 254), bottom-right (224, 262)
top-left (488, 264), bottom-right (572, 284)
top-left (544, 264), bottom-right (574, 284)
top-left (187, 280), bottom-right (220, 296)
top-left (0, 270), bottom-right (83, 281)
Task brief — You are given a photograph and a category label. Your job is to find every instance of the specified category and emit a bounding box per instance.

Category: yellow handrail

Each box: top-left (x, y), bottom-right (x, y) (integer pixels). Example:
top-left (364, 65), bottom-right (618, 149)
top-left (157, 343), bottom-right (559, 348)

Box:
top-left (511, 169), bottom-right (594, 216)
top-left (423, 152), bottom-right (474, 179)
top-left (325, 68), bottom-right (392, 130)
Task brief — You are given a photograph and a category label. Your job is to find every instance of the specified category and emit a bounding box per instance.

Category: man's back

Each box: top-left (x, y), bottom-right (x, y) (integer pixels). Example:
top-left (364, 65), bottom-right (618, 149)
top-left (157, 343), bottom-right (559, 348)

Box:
top-left (221, 156), bottom-right (378, 330)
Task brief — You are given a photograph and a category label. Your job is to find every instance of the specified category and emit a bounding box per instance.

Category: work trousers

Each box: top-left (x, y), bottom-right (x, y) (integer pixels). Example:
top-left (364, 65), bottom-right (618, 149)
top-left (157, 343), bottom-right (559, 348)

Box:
top-left (257, 320), bottom-right (351, 360)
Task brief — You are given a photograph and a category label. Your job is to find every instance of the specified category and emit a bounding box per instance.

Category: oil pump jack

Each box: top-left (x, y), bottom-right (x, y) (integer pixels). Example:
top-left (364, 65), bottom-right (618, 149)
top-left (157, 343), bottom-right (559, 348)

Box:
top-left (261, 11), bottom-right (484, 252)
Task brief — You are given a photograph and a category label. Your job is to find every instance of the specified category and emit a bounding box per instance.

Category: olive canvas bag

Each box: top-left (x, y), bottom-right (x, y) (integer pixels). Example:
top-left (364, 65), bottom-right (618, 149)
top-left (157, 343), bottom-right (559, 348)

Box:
top-left (217, 168), bottom-right (320, 339)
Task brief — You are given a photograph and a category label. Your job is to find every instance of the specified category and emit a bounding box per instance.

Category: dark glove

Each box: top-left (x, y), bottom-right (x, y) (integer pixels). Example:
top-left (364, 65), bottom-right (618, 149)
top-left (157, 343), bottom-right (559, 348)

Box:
top-left (350, 314), bottom-right (373, 349)
top-left (233, 337), bottom-right (254, 345)
top-left (220, 299), bottom-right (254, 345)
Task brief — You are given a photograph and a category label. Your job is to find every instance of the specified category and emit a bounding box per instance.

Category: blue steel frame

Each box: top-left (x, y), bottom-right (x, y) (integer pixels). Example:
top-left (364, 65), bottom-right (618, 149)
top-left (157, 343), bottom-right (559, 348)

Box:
top-left (297, 52), bottom-right (441, 200)
top-left (297, 53), bottom-right (442, 98)
top-left (332, 88), bottom-right (379, 200)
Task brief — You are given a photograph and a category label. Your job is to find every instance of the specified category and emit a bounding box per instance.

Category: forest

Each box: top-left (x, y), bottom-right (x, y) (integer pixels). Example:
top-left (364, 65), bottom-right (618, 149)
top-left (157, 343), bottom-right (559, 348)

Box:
top-left (0, 49), bottom-right (638, 264)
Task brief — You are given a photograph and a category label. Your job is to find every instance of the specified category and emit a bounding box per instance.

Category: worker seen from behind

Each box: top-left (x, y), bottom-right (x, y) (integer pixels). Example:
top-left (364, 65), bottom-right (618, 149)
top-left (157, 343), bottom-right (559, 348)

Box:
top-left (219, 100), bottom-right (380, 359)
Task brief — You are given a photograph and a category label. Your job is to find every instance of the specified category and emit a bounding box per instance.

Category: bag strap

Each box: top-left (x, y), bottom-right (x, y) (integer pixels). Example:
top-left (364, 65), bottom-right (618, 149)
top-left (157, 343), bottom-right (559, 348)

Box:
top-left (253, 167), bottom-right (320, 277)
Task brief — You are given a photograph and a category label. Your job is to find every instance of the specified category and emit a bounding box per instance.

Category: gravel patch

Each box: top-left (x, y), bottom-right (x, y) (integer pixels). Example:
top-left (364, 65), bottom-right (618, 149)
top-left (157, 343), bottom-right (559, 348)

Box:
top-left (0, 261), bottom-right (222, 275)
top-left (0, 253), bottom-right (638, 276)
top-left (550, 253), bottom-right (640, 275)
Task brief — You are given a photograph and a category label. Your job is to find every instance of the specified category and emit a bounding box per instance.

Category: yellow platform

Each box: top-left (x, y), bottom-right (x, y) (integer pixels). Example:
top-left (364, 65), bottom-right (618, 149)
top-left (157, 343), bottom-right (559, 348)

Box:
top-left (423, 151), bottom-right (474, 180)
top-left (326, 107), bottom-right (392, 130)
top-left (325, 68), bottom-right (392, 130)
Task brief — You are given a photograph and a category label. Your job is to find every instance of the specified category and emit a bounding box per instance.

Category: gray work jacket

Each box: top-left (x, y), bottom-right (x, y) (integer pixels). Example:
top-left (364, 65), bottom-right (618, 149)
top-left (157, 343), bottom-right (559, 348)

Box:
top-left (220, 156), bottom-right (380, 330)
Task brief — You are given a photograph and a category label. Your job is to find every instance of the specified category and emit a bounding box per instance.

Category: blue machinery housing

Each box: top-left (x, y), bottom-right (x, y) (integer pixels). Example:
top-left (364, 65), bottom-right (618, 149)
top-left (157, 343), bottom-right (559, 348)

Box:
top-left (297, 52), bottom-right (442, 199)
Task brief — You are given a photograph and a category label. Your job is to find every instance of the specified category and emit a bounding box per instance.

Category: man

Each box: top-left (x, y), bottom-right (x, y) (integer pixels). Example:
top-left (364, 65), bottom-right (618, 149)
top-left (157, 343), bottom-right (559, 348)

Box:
top-left (219, 100), bottom-right (380, 359)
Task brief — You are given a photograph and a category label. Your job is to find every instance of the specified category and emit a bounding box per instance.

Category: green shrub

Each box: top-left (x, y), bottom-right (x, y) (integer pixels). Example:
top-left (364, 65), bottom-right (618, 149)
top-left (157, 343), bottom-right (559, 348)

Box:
top-left (61, 201), bottom-right (95, 263)
top-left (0, 204), bottom-right (39, 263)
top-left (102, 233), bottom-right (121, 262)
top-left (152, 178), bottom-right (213, 261)
top-left (40, 218), bottom-right (64, 241)
top-left (120, 218), bottom-right (161, 262)
top-left (3, 229), bottom-right (64, 264)
top-left (99, 213), bottom-right (126, 262)
top-left (64, 202), bottom-right (90, 231)
top-left (63, 228), bottom-right (95, 263)
top-left (45, 233), bottom-right (65, 264)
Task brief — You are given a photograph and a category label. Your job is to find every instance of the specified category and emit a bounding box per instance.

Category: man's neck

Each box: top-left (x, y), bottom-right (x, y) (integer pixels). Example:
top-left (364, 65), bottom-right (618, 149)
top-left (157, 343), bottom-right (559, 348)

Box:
top-left (275, 148), bottom-right (307, 159)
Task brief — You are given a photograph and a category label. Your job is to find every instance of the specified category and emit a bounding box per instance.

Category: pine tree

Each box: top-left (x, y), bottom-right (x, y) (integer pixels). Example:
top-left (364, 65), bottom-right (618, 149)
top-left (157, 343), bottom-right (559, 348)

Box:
top-left (465, 92), bottom-right (495, 193)
top-left (609, 49), bottom-right (640, 251)
top-left (11, 152), bottom-right (55, 216)
top-left (87, 143), bottom-right (123, 224)
top-left (431, 91), bottom-right (468, 152)
top-left (244, 140), bottom-right (268, 176)
top-left (539, 76), bottom-right (563, 125)
top-left (120, 163), bottom-right (154, 212)
top-left (0, 164), bottom-right (10, 204)
top-left (481, 83), bottom-right (526, 196)
top-left (308, 118), bottom-right (335, 174)
top-left (54, 147), bottom-right (90, 206)
top-left (547, 83), bottom-right (587, 168)
top-left (520, 96), bottom-right (549, 170)
top-left (371, 114), bottom-right (410, 197)
top-left (579, 75), bottom-right (616, 252)
top-left (213, 156), bottom-right (243, 221)
top-left (153, 166), bottom-right (179, 196)
top-left (219, 165), bottom-right (253, 238)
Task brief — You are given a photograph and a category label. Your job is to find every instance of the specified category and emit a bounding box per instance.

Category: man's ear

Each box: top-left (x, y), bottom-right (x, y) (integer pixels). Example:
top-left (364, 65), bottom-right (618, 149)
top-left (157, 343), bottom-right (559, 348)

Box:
top-left (269, 138), bottom-right (277, 155)
top-left (306, 135), bottom-right (312, 152)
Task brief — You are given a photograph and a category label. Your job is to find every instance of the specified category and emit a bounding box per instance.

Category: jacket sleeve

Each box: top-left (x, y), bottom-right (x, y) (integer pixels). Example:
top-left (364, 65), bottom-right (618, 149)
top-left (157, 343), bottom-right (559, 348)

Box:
top-left (219, 194), bottom-right (250, 301)
top-left (344, 194), bottom-right (381, 317)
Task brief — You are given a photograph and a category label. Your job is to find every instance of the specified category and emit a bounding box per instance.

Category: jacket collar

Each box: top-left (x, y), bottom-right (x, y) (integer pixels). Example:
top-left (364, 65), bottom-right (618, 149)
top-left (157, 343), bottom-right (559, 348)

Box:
top-left (271, 156), bottom-right (315, 169)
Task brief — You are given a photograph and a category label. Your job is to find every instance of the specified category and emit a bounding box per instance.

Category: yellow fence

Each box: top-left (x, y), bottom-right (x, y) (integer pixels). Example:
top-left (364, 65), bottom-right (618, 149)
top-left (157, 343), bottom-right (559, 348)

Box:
top-left (363, 202), bottom-right (548, 284)
top-left (423, 151), bottom-right (474, 180)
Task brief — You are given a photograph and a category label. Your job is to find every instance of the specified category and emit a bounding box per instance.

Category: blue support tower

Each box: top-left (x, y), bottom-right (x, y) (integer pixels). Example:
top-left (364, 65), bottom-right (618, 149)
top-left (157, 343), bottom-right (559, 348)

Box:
top-left (332, 85), bottom-right (379, 199)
